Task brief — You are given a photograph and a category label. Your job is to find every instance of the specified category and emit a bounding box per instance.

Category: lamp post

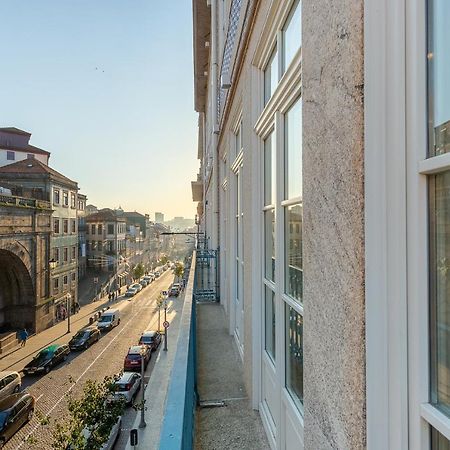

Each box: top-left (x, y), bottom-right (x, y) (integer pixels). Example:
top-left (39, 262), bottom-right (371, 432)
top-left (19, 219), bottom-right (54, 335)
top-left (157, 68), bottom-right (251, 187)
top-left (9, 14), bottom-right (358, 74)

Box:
top-left (66, 293), bottom-right (72, 334)
top-left (139, 347), bottom-right (146, 429)
top-left (163, 298), bottom-right (168, 352)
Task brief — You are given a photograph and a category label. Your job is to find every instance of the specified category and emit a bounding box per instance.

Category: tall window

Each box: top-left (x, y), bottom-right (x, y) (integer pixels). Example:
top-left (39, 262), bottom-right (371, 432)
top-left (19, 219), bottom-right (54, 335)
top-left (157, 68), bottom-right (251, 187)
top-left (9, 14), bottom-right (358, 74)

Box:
top-left (63, 191), bottom-right (69, 206)
top-left (91, 224), bottom-right (96, 235)
top-left (71, 193), bottom-right (76, 208)
top-left (264, 47), bottom-right (278, 104)
top-left (53, 189), bottom-right (60, 205)
top-left (63, 219), bottom-right (69, 234)
top-left (282, 0), bottom-right (301, 73)
top-left (284, 99), bottom-right (303, 302)
top-left (53, 218), bottom-right (60, 234)
top-left (63, 247), bottom-right (68, 262)
top-left (428, 0), bottom-right (450, 445)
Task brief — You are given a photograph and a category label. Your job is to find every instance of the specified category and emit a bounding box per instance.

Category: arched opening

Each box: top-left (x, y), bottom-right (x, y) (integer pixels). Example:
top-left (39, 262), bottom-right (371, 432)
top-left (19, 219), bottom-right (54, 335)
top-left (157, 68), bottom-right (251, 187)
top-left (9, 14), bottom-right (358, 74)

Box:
top-left (0, 249), bottom-right (35, 332)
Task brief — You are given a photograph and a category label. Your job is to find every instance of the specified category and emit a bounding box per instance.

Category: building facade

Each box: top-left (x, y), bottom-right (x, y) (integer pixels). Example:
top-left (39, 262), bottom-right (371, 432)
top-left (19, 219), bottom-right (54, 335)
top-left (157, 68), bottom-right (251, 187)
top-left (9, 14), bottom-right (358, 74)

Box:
top-left (77, 193), bottom-right (87, 279)
top-left (0, 127), bottom-right (50, 167)
top-left (0, 158), bottom-right (79, 329)
top-left (155, 212), bottom-right (164, 223)
top-left (192, 0), bottom-right (450, 449)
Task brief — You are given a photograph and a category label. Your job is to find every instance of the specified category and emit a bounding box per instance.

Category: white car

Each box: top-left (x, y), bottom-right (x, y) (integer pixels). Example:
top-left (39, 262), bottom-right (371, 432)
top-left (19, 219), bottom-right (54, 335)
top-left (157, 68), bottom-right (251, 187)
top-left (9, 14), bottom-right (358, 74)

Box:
top-left (142, 276), bottom-right (152, 284)
top-left (0, 371), bottom-right (21, 400)
top-left (131, 283), bottom-right (142, 292)
top-left (97, 309), bottom-right (121, 331)
top-left (113, 372), bottom-right (141, 405)
top-left (125, 287), bottom-right (137, 297)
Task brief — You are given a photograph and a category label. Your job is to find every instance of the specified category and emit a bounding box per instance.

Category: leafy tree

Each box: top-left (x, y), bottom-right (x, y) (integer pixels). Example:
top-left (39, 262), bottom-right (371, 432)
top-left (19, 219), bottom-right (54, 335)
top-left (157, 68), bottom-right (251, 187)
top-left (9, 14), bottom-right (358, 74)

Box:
top-left (52, 376), bottom-right (125, 450)
top-left (173, 262), bottom-right (184, 283)
top-left (133, 263), bottom-right (145, 280)
top-left (160, 255), bottom-right (169, 265)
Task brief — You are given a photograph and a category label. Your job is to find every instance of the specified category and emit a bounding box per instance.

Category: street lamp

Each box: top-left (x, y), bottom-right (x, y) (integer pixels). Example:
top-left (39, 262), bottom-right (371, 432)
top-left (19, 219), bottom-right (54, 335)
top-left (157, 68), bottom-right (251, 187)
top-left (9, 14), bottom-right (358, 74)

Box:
top-left (66, 293), bottom-right (72, 334)
top-left (163, 298), bottom-right (168, 352)
top-left (49, 258), bottom-right (57, 270)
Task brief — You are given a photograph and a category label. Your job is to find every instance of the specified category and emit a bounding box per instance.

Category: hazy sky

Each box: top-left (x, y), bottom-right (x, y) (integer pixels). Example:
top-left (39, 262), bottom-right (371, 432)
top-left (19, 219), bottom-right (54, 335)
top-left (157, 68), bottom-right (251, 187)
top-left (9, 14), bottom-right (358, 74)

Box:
top-left (0, 0), bottom-right (198, 220)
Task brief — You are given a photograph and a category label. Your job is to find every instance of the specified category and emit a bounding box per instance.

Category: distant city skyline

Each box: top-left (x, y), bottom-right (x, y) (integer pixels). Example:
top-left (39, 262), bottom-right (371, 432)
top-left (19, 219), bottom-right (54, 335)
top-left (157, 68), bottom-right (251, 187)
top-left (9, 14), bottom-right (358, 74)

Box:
top-left (0, 0), bottom-right (198, 218)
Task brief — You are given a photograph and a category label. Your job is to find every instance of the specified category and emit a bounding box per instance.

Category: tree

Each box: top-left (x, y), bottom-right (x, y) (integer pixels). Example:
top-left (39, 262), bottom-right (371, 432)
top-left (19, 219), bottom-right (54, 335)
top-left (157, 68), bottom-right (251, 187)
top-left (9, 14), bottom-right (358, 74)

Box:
top-left (173, 262), bottom-right (184, 283)
top-left (160, 255), bottom-right (169, 265)
top-left (52, 376), bottom-right (125, 450)
top-left (133, 263), bottom-right (145, 280)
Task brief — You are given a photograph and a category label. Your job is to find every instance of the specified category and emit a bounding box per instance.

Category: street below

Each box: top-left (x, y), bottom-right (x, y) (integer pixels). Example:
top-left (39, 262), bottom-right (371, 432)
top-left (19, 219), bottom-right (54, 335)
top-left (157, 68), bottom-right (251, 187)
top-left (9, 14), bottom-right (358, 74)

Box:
top-left (4, 270), bottom-right (176, 450)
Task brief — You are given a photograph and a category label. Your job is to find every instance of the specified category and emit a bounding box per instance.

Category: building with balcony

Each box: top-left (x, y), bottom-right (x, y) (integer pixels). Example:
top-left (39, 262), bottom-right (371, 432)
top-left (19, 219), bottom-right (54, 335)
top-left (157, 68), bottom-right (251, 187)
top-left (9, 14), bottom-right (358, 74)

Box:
top-left (0, 158), bottom-right (79, 328)
top-left (77, 193), bottom-right (87, 279)
top-left (189, 0), bottom-right (450, 449)
top-left (0, 127), bottom-right (50, 167)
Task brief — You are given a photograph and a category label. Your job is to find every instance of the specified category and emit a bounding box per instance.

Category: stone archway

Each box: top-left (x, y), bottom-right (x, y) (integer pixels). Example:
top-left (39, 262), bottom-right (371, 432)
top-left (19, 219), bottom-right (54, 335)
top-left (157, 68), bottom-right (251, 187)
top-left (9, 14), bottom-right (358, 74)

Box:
top-left (0, 249), bottom-right (35, 332)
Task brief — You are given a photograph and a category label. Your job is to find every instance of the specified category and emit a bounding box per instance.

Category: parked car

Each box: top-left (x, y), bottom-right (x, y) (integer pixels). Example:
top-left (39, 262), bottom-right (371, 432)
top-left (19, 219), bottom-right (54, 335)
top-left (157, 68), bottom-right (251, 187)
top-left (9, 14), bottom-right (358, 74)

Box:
top-left (131, 283), bottom-right (142, 292)
top-left (0, 373), bottom-right (21, 401)
top-left (139, 279), bottom-right (148, 288)
top-left (142, 276), bottom-right (152, 285)
top-left (97, 310), bottom-right (121, 331)
top-left (169, 283), bottom-right (181, 297)
top-left (112, 372), bottom-right (141, 405)
top-left (23, 344), bottom-right (70, 375)
top-left (124, 345), bottom-right (151, 371)
top-left (0, 392), bottom-right (35, 447)
top-left (69, 327), bottom-right (100, 351)
top-left (154, 271), bottom-right (161, 278)
top-left (125, 287), bottom-right (137, 297)
top-left (138, 331), bottom-right (161, 351)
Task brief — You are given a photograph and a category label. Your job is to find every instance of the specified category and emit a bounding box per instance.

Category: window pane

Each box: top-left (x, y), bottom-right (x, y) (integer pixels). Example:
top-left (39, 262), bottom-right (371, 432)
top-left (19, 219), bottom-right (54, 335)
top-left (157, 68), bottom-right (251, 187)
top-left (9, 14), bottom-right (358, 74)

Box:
top-left (285, 204), bottom-right (303, 302)
top-left (285, 98), bottom-right (302, 199)
top-left (285, 304), bottom-right (303, 408)
top-left (282, 0), bottom-right (301, 73)
top-left (432, 428), bottom-right (450, 450)
top-left (264, 47), bottom-right (278, 104)
top-left (428, 0), bottom-right (450, 155)
top-left (431, 170), bottom-right (450, 415)
top-left (265, 286), bottom-right (276, 361)
top-left (264, 132), bottom-right (276, 206)
top-left (264, 209), bottom-right (275, 282)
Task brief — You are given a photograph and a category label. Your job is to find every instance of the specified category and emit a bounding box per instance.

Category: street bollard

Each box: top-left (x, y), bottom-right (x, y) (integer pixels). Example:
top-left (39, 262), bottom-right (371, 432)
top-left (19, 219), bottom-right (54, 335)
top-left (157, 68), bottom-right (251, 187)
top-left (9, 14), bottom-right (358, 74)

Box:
top-left (139, 350), bottom-right (146, 428)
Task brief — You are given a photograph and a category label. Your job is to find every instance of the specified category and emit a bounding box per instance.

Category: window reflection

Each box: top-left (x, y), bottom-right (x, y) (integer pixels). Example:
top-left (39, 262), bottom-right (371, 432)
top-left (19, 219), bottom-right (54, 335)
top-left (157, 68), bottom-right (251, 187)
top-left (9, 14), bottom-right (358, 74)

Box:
top-left (264, 47), bottom-right (278, 104)
top-left (286, 305), bottom-right (303, 407)
top-left (285, 98), bottom-right (302, 199)
top-left (431, 170), bottom-right (450, 416)
top-left (265, 286), bottom-right (276, 361)
top-left (428, 0), bottom-right (450, 155)
top-left (282, 0), bottom-right (301, 73)
top-left (264, 132), bottom-right (276, 206)
top-left (432, 427), bottom-right (450, 450)
top-left (265, 209), bottom-right (275, 282)
top-left (285, 204), bottom-right (302, 302)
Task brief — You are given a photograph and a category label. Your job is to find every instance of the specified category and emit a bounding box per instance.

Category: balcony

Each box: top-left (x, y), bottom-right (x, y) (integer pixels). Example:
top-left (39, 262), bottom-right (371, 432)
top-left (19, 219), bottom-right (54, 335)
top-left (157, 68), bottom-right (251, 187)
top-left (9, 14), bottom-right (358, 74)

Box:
top-left (0, 193), bottom-right (51, 210)
top-left (126, 252), bottom-right (268, 449)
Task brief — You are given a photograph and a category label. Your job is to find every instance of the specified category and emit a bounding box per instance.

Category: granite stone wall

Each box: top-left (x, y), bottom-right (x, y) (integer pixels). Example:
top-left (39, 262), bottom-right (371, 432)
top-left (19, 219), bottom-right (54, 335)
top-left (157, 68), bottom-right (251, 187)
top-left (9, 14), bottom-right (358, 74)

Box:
top-left (302, 0), bottom-right (366, 448)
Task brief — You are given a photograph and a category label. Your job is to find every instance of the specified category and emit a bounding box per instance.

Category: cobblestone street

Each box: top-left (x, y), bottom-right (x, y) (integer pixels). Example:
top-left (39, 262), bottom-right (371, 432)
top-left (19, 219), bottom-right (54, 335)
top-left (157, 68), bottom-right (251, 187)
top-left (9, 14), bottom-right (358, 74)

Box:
top-left (3, 270), bottom-right (175, 450)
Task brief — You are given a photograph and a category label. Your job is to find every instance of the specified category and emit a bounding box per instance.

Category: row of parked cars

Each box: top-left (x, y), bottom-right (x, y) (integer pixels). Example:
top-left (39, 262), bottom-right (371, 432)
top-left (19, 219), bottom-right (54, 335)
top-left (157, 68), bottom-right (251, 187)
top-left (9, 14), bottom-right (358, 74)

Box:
top-left (0, 308), bottom-right (124, 447)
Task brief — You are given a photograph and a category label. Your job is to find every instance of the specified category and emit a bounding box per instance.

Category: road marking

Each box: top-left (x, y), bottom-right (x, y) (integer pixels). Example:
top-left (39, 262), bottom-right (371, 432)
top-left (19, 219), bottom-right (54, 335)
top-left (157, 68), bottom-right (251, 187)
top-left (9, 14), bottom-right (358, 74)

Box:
top-left (35, 394), bottom-right (43, 402)
top-left (16, 273), bottom-right (173, 449)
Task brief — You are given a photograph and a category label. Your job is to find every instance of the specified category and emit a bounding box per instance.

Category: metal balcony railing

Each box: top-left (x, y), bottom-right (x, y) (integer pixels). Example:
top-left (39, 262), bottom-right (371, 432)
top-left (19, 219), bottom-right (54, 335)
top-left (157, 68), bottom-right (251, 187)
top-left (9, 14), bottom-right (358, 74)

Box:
top-left (0, 194), bottom-right (51, 210)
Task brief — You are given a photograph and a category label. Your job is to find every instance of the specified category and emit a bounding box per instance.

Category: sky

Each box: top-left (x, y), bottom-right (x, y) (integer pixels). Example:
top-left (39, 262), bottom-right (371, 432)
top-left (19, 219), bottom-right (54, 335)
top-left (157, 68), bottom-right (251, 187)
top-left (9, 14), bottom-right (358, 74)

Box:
top-left (0, 0), bottom-right (199, 220)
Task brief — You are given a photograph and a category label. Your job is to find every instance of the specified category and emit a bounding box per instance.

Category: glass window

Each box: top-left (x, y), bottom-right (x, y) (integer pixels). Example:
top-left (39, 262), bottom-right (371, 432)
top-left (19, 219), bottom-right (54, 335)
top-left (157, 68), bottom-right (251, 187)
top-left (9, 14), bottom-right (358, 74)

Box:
top-left (282, 0), bottom-right (301, 73)
top-left (430, 169), bottom-right (450, 416)
top-left (63, 191), bottom-right (69, 206)
top-left (264, 209), bottom-right (275, 282)
top-left (285, 98), bottom-right (302, 199)
top-left (71, 219), bottom-right (76, 233)
top-left (53, 189), bottom-right (60, 205)
top-left (53, 247), bottom-right (59, 263)
top-left (98, 224), bottom-right (103, 235)
top-left (285, 304), bottom-right (303, 408)
top-left (428, 0), bottom-right (450, 156)
top-left (6, 151), bottom-right (15, 161)
top-left (71, 193), bottom-right (76, 208)
top-left (53, 218), bottom-right (60, 234)
top-left (265, 286), bottom-right (276, 361)
top-left (108, 224), bottom-right (114, 234)
top-left (91, 224), bottom-right (96, 235)
top-left (71, 246), bottom-right (76, 260)
top-left (63, 247), bottom-right (68, 262)
top-left (264, 47), bottom-right (278, 104)
top-left (285, 204), bottom-right (303, 302)
top-left (264, 132), bottom-right (276, 206)
top-left (63, 275), bottom-right (68, 285)
top-left (63, 219), bottom-right (69, 234)
top-left (27, 153), bottom-right (35, 159)
top-left (53, 278), bottom-right (59, 289)
top-left (432, 428), bottom-right (450, 449)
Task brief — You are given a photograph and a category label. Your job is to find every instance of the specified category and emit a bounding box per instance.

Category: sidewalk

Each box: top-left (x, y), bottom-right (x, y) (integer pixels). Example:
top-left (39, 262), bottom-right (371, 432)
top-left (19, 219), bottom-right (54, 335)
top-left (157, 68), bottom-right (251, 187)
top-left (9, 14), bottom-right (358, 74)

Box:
top-left (124, 292), bottom-right (186, 450)
top-left (78, 270), bottom-right (114, 306)
top-left (0, 292), bottom-right (125, 373)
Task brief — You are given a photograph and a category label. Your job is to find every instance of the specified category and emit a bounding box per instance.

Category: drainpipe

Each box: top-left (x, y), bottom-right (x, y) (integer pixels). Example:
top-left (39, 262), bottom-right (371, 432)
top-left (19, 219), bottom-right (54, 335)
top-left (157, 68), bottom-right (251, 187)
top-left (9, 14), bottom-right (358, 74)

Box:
top-left (211, 0), bottom-right (220, 253)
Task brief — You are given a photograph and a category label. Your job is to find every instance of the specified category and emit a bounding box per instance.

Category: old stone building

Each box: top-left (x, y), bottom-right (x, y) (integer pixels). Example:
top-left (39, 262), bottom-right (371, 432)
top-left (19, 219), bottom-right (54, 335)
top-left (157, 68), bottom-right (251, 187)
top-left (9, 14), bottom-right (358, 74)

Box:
top-left (0, 192), bottom-right (52, 340)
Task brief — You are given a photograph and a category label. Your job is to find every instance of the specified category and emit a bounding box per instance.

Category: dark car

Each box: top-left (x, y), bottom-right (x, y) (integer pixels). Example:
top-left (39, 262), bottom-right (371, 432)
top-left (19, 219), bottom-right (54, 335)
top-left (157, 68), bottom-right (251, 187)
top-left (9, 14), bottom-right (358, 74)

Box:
top-left (138, 330), bottom-right (161, 351)
top-left (23, 344), bottom-right (70, 375)
top-left (69, 327), bottom-right (100, 351)
top-left (124, 345), bottom-right (151, 372)
top-left (0, 392), bottom-right (35, 447)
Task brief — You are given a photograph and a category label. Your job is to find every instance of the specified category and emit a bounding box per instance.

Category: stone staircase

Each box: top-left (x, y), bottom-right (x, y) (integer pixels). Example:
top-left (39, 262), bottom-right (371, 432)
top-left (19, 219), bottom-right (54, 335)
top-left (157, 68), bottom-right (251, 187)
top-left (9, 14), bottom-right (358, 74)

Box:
top-left (0, 332), bottom-right (19, 355)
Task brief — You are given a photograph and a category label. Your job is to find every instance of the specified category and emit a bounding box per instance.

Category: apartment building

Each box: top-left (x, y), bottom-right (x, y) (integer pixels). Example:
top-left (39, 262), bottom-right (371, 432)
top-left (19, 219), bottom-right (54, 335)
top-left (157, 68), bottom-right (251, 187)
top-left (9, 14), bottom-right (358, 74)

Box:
top-left (192, 0), bottom-right (450, 449)
top-left (77, 193), bottom-right (88, 279)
